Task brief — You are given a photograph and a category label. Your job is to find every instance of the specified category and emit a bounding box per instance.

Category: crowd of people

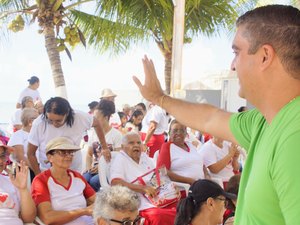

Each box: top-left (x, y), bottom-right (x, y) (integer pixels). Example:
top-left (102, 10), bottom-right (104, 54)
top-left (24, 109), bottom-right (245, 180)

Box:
top-left (0, 4), bottom-right (299, 225)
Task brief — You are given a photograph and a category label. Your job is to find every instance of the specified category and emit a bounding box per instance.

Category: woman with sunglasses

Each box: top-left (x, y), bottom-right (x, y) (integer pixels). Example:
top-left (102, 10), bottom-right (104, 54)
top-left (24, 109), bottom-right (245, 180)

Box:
top-left (94, 185), bottom-right (144, 225)
top-left (0, 141), bottom-right (36, 225)
top-left (31, 137), bottom-right (96, 225)
top-left (174, 179), bottom-right (236, 225)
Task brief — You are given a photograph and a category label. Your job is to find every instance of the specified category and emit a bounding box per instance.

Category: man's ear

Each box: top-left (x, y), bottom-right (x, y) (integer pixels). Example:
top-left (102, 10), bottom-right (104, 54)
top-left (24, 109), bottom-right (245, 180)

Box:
top-left (260, 44), bottom-right (275, 70)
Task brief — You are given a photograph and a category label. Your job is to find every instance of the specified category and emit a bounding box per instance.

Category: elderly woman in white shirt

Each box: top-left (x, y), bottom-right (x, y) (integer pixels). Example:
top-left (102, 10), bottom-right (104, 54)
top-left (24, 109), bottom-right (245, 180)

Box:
top-left (8, 108), bottom-right (38, 180)
top-left (157, 120), bottom-right (208, 190)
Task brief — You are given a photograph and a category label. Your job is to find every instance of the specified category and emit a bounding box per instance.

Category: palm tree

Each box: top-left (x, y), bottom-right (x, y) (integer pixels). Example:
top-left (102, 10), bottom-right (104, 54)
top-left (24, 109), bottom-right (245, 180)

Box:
top-left (72, 0), bottom-right (238, 94)
top-left (0, 0), bottom-right (95, 98)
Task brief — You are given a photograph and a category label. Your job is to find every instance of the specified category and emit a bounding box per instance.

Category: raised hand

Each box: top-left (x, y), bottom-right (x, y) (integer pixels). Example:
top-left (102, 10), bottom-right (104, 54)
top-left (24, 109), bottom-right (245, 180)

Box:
top-left (9, 160), bottom-right (28, 191)
top-left (133, 55), bottom-right (165, 104)
top-left (101, 148), bottom-right (111, 162)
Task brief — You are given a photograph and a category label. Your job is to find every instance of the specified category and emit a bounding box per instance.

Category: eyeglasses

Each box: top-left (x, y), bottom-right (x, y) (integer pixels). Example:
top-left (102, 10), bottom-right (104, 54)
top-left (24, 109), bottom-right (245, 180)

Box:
top-left (110, 215), bottom-right (144, 225)
top-left (215, 197), bottom-right (229, 207)
top-left (170, 129), bottom-right (186, 134)
top-left (54, 150), bottom-right (76, 157)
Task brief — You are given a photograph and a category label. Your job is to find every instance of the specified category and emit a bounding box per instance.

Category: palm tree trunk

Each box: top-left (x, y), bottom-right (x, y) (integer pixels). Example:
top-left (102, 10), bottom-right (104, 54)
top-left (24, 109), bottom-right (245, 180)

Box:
top-left (44, 26), bottom-right (68, 99)
top-left (164, 52), bottom-right (172, 95)
top-left (155, 39), bottom-right (173, 95)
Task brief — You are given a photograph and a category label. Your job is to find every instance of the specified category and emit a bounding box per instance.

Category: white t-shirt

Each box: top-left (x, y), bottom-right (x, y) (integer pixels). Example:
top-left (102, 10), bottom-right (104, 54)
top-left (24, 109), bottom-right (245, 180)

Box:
top-left (31, 169), bottom-right (95, 225)
top-left (88, 127), bottom-right (122, 150)
top-left (0, 174), bottom-right (22, 225)
top-left (11, 109), bottom-right (22, 126)
top-left (125, 122), bottom-right (139, 133)
top-left (17, 87), bottom-right (41, 104)
top-left (141, 105), bottom-right (169, 135)
top-left (199, 140), bottom-right (234, 182)
top-left (8, 129), bottom-right (29, 157)
top-left (109, 113), bottom-right (121, 129)
top-left (28, 110), bottom-right (93, 172)
top-left (158, 142), bottom-right (205, 180)
top-left (110, 151), bottom-right (155, 210)
top-left (7, 109), bottom-right (22, 134)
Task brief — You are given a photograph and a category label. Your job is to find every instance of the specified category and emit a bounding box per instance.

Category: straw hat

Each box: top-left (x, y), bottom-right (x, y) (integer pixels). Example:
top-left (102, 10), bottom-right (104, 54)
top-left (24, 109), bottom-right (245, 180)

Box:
top-left (46, 137), bottom-right (80, 154)
top-left (100, 88), bottom-right (117, 99)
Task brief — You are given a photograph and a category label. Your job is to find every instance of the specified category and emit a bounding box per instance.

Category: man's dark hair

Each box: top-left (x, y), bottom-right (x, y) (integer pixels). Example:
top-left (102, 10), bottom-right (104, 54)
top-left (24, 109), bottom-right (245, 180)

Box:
top-left (96, 99), bottom-right (115, 119)
top-left (88, 101), bottom-right (98, 110)
top-left (236, 5), bottom-right (300, 79)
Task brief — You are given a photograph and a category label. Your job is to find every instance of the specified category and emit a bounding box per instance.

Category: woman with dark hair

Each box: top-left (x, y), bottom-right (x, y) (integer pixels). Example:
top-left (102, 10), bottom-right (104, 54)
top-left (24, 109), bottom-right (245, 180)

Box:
top-left (125, 109), bottom-right (144, 133)
top-left (27, 97), bottom-right (108, 176)
top-left (16, 76), bottom-right (42, 109)
top-left (157, 120), bottom-right (207, 188)
top-left (135, 102), bottom-right (147, 115)
top-left (84, 99), bottom-right (122, 191)
top-left (174, 179), bottom-right (236, 225)
top-left (223, 174), bottom-right (241, 225)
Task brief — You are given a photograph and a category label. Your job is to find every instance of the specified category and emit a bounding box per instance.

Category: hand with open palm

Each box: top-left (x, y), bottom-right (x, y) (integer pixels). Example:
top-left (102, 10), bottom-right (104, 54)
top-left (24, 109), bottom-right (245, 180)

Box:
top-left (9, 160), bottom-right (28, 191)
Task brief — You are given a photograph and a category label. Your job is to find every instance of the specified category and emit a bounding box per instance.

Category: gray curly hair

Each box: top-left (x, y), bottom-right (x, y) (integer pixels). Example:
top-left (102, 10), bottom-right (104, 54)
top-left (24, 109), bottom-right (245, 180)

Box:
top-left (93, 185), bottom-right (140, 222)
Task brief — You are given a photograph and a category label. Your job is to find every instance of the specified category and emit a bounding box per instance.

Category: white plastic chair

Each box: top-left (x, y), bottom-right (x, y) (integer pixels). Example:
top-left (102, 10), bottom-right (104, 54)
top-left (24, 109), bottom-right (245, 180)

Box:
top-left (98, 151), bottom-right (119, 188)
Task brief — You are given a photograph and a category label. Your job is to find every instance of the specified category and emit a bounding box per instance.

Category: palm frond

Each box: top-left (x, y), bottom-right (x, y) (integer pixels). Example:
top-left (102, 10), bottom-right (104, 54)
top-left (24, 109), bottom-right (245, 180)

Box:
top-left (70, 9), bottom-right (151, 55)
top-left (0, 0), bottom-right (29, 12)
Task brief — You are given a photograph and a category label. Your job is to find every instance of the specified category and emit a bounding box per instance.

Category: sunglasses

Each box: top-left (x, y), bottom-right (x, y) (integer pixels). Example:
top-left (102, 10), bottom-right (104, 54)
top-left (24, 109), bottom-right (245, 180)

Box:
top-left (215, 197), bottom-right (229, 208)
top-left (54, 150), bottom-right (76, 157)
top-left (110, 215), bottom-right (144, 225)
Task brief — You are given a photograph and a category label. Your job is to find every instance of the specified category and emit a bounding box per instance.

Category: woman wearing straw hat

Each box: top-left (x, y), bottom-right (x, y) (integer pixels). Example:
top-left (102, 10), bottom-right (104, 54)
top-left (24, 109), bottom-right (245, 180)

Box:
top-left (31, 137), bottom-right (95, 225)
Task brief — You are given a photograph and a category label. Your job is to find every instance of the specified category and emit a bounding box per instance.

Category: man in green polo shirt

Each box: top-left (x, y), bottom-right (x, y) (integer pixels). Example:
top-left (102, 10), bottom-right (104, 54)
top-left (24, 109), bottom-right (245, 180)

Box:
top-left (133, 4), bottom-right (300, 225)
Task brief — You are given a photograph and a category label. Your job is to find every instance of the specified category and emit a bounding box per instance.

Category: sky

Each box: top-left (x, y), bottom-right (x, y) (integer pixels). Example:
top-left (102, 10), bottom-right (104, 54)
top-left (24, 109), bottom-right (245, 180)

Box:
top-left (0, 0), bottom-right (292, 123)
top-left (0, 23), bottom-right (234, 106)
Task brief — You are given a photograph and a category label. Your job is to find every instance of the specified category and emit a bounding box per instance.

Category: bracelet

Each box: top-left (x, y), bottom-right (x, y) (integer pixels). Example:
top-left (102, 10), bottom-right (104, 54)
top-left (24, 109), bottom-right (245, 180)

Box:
top-left (160, 95), bottom-right (167, 108)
